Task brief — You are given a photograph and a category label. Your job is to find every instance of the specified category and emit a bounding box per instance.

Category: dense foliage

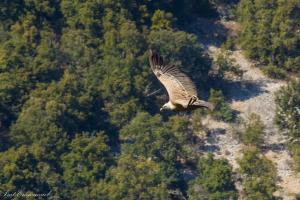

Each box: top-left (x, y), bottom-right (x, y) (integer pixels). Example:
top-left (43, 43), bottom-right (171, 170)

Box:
top-left (238, 148), bottom-right (278, 200)
top-left (240, 113), bottom-right (265, 148)
top-left (275, 79), bottom-right (300, 138)
top-left (236, 0), bottom-right (300, 78)
top-left (1, 0), bottom-right (296, 199)
top-left (275, 79), bottom-right (300, 171)
top-left (209, 89), bottom-right (235, 122)
top-left (212, 50), bottom-right (244, 80)
top-left (188, 154), bottom-right (237, 200)
top-left (0, 1), bottom-right (241, 199)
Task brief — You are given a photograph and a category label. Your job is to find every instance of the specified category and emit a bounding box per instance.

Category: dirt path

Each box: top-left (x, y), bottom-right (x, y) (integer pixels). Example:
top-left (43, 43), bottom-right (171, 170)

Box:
top-left (193, 19), bottom-right (300, 199)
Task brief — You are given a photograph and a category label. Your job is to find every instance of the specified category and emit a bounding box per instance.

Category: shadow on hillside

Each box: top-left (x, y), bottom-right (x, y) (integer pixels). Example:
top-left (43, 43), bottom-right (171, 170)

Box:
top-left (262, 142), bottom-right (287, 153)
top-left (200, 128), bottom-right (225, 153)
top-left (206, 78), bottom-right (267, 103)
top-left (223, 80), bottom-right (268, 102)
top-left (186, 18), bottom-right (229, 49)
top-left (202, 144), bottom-right (220, 152)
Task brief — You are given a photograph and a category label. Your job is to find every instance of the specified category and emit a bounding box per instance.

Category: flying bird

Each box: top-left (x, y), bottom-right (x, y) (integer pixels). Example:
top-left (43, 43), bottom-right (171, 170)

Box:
top-left (149, 50), bottom-right (213, 112)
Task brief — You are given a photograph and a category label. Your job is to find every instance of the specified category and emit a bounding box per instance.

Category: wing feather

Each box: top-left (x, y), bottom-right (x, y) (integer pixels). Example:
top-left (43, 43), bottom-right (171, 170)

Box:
top-left (149, 50), bottom-right (198, 107)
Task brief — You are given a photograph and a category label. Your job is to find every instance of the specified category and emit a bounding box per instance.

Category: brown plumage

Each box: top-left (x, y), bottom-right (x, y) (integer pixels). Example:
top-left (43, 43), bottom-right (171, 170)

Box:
top-left (149, 50), bottom-right (213, 111)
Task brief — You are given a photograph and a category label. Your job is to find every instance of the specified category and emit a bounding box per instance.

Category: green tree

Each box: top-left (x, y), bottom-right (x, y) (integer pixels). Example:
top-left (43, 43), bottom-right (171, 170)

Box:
top-left (209, 89), bottom-right (235, 122)
top-left (0, 145), bottom-right (63, 199)
top-left (188, 154), bottom-right (237, 200)
top-left (237, 0), bottom-right (300, 77)
top-left (120, 112), bottom-right (191, 197)
top-left (120, 112), bottom-right (185, 163)
top-left (9, 71), bottom-right (110, 160)
top-left (240, 113), bottom-right (265, 148)
top-left (291, 144), bottom-right (300, 172)
top-left (94, 155), bottom-right (169, 200)
top-left (275, 79), bottom-right (300, 172)
top-left (151, 10), bottom-right (174, 30)
top-left (238, 148), bottom-right (278, 200)
top-left (213, 50), bottom-right (244, 80)
top-left (0, 1), bottom-right (63, 132)
top-left (275, 79), bottom-right (300, 138)
top-left (9, 95), bottom-right (68, 161)
top-left (61, 132), bottom-right (114, 199)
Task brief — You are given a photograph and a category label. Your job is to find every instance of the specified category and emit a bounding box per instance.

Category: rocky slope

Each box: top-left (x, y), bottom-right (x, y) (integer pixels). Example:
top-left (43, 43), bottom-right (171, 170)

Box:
top-left (193, 19), bottom-right (300, 199)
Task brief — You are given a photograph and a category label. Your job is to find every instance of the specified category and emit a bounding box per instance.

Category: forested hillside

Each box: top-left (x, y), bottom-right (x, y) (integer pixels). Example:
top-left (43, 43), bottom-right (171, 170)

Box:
top-left (236, 0), bottom-right (300, 78)
top-left (0, 0), bottom-right (299, 199)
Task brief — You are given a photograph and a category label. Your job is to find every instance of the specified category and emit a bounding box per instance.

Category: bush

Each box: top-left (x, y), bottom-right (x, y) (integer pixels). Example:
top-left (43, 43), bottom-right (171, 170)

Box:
top-left (209, 89), bottom-right (235, 122)
top-left (275, 79), bottom-right (300, 139)
top-left (240, 113), bottom-right (265, 148)
top-left (262, 65), bottom-right (287, 79)
top-left (291, 144), bottom-right (300, 172)
top-left (188, 154), bottom-right (237, 200)
top-left (221, 36), bottom-right (236, 51)
top-left (151, 10), bottom-right (174, 30)
top-left (191, 109), bottom-right (206, 137)
top-left (96, 155), bottom-right (170, 200)
top-left (237, 0), bottom-right (300, 77)
top-left (213, 50), bottom-right (244, 80)
top-left (238, 148), bottom-right (278, 200)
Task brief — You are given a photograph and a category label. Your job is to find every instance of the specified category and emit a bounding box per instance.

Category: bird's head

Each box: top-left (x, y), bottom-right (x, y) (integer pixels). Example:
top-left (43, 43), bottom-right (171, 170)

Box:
top-left (160, 102), bottom-right (175, 111)
top-left (160, 104), bottom-right (169, 111)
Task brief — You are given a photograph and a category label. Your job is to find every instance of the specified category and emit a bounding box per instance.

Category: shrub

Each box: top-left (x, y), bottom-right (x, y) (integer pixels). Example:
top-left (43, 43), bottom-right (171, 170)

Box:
top-left (213, 50), bottom-right (244, 80)
top-left (262, 65), bottom-right (287, 79)
top-left (237, 0), bottom-right (300, 77)
top-left (291, 144), bottom-right (300, 172)
top-left (209, 89), bottom-right (235, 122)
top-left (238, 148), bottom-right (278, 200)
top-left (221, 35), bottom-right (236, 51)
top-left (240, 113), bottom-right (265, 148)
top-left (275, 79), bottom-right (300, 139)
top-left (188, 154), bottom-right (237, 200)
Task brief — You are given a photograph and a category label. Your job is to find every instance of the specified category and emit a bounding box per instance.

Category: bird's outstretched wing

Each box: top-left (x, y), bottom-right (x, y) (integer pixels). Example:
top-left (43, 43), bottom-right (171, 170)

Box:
top-left (149, 50), bottom-right (198, 107)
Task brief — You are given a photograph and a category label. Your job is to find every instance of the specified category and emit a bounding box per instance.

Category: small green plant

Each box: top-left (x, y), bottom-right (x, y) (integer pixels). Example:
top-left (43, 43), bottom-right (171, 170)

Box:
top-left (221, 35), bottom-right (236, 51)
top-left (213, 50), bottom-right (244, 80)
top-left (262, 65), bottom-right (287, 79)
top-left (291, 143), bottom-right (300, 172)
top-left (151, 10), bottom-right (174, 30)
top-left (209, 89), bottom-right (235, 122)
top-left (240, 113), bottom-right (265, 148)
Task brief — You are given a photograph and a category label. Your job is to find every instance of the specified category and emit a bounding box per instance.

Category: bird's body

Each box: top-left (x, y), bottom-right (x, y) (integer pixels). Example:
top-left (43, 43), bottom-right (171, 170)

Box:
top-left (149, 50), bottom-right (213, 112)
top-left (163, 100), bottom-right (212, 112)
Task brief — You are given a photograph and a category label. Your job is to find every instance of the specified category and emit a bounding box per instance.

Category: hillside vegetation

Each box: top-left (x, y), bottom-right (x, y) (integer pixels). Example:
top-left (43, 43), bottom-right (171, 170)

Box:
top-left (0, 0), bottom-right (299, 199)
top-left (236, 0), bottom-right (300, 78)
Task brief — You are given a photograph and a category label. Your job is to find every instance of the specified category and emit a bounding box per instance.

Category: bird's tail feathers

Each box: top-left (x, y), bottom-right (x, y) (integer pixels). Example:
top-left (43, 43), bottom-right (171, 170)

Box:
top-left (193, 100), bottom-right (214, 110)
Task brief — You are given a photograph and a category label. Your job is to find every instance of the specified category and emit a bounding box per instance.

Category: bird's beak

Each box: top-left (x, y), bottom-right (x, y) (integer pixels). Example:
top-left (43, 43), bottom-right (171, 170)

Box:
top-left (160, 107), bottom-right (163, 112)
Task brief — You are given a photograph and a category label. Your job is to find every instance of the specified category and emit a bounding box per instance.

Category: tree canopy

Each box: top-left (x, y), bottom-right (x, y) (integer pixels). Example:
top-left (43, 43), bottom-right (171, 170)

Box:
top-left (0, 1), bottom-right (235, 199)
top-left (236, 0), bottom-right (300, 78)
top-left (1, 0), bottom-right (294, 199)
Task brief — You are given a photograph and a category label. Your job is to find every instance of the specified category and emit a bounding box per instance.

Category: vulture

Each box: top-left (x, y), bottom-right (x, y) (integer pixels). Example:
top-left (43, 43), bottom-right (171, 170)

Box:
top-left (149, 50), bottom-right (214, 112)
